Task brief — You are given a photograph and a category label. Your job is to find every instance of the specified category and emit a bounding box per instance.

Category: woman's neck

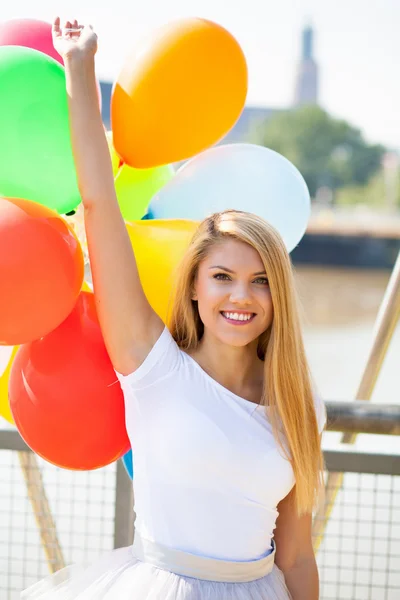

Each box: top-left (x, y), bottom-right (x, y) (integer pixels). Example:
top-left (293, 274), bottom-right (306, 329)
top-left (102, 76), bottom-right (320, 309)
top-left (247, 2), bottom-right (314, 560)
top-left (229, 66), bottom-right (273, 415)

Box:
top-left (189, 331), bottom-right (264, 403)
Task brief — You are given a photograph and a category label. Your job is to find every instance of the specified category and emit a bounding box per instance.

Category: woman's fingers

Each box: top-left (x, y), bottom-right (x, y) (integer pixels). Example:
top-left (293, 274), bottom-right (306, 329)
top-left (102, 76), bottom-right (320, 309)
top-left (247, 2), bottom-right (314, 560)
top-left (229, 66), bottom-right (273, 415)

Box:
top-left (52, 16), bottom-right (62, 37)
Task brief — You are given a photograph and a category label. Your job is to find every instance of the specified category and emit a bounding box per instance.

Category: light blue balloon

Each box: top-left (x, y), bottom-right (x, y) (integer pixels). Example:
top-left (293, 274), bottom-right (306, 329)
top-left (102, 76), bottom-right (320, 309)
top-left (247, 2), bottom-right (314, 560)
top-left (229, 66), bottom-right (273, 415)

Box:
top-left (148, 144), bottom-right (310, 253)
top-left (122, 449), bottom-right (133, 480)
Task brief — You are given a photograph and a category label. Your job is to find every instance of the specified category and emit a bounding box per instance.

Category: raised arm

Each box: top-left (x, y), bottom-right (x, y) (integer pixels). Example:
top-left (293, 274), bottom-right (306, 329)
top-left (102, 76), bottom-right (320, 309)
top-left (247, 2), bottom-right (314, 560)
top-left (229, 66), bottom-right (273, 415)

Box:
top-left (52, 17), bottom-right (163, 374)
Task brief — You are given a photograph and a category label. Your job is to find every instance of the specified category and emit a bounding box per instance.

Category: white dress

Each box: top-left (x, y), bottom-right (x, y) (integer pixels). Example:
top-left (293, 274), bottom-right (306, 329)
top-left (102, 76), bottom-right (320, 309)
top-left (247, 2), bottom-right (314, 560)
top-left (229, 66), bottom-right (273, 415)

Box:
top-left (22, 327), bottom-right (327, 599)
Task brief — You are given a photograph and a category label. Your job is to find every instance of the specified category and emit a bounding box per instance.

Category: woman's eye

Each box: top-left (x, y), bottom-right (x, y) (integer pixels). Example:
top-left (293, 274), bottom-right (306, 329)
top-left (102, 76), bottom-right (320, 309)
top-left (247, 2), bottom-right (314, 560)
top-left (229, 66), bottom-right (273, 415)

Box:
top-left (213, 273), bottom-right (231, 281)
top-left (254, 277), bottom-right (269, 285)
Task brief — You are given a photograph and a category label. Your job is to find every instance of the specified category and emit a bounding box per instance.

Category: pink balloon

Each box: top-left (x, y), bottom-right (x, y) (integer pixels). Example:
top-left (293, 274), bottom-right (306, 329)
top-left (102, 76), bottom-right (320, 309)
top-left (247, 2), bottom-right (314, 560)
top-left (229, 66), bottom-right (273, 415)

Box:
top-left (0, 18), bottom-right (102, 109)
top-left (0, 18), bottom-right (62, 64)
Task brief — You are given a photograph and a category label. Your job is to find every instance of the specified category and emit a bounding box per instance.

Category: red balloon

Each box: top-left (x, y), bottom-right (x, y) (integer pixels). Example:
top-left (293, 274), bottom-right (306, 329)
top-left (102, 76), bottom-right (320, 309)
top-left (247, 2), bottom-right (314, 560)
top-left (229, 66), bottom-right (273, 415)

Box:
top-left (9, 292), bottom-right (130, 470)
top-left (0, 18), bottom-right (102, 109)
top-left (0, 197), bottom-right (84, 345)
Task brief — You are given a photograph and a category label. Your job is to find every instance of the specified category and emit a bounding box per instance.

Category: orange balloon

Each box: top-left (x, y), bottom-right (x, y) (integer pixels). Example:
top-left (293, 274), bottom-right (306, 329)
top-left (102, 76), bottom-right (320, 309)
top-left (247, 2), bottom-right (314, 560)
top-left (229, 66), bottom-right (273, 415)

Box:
top-left (126, 219), bottom-right (198, 322)
top-left (112, 18), bottom-right (248, 168)
top-left (0, 197), bottom-right (84, 345)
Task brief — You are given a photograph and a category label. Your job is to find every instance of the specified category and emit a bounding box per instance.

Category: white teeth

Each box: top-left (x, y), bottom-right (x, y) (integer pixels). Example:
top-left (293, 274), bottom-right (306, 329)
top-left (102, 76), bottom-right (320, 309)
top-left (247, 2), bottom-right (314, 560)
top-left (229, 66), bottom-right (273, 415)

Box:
top-left (222, 312), bottom-right (253, 321)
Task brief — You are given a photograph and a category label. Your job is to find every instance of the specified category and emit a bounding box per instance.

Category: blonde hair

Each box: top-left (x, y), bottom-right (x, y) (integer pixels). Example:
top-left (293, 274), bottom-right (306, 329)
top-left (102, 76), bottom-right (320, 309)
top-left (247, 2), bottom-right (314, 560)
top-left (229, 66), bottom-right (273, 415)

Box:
top-left (169, 210), bottom-right (325, 515)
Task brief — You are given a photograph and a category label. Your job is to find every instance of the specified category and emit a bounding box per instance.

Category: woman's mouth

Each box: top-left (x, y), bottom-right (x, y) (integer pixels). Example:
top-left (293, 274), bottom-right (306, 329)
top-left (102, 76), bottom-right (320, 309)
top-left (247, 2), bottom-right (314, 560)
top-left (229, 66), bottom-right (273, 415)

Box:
top-left (220, 311), bottom-right (256, 325)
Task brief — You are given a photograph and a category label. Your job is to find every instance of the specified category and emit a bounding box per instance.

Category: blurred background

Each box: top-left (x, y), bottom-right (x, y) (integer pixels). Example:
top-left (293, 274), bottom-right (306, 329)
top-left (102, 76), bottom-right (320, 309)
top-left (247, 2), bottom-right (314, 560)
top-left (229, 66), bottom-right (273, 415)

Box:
top-left (1, 1), bottom-right (399, 599)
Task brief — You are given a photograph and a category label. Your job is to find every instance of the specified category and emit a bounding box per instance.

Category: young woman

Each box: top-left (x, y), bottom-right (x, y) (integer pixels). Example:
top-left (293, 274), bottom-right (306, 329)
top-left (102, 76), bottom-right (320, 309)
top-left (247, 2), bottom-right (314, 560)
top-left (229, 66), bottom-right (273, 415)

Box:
top-left (22, 17), bottom-right (326, 600)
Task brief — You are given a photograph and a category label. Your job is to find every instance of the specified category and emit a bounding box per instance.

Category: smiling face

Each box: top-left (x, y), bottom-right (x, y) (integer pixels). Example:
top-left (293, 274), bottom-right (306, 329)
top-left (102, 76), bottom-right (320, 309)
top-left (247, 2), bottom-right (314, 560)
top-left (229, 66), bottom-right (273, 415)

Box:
top-left (193, 238), bottom-right (274, 349)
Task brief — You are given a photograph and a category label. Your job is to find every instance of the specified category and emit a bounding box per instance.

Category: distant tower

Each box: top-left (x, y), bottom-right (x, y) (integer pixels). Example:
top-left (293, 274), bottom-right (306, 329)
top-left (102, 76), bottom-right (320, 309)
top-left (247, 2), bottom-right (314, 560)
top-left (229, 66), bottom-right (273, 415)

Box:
top-left (294, 24), bottom-right (319, 106)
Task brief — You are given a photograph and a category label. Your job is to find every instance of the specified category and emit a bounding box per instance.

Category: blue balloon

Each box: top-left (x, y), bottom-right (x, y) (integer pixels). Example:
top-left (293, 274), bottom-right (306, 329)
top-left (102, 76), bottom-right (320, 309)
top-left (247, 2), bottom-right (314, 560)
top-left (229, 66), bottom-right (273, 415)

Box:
top-left (122, 449), bottom-right (134, 480)
top-left (148, 144), bottom-right (310, 253)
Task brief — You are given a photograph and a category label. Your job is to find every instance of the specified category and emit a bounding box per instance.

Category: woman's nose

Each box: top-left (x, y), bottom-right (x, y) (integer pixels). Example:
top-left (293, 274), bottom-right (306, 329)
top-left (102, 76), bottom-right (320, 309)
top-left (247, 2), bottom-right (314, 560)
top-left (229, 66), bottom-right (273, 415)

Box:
top-left (229, 283), bottom-right (252, 305)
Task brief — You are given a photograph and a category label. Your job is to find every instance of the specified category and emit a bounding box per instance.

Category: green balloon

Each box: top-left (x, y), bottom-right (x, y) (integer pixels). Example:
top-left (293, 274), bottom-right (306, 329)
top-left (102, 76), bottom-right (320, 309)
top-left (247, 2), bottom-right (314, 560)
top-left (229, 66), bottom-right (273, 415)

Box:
top-left (0, 46), bottom-right (80, 213)
top-left (114, 163), bottom-right (175, 221)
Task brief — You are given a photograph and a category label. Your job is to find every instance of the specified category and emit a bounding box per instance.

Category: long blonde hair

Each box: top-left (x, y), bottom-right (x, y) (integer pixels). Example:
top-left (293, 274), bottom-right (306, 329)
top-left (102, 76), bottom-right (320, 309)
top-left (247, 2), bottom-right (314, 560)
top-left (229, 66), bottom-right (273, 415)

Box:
top-left (169, 210), bottom-right (325, 515)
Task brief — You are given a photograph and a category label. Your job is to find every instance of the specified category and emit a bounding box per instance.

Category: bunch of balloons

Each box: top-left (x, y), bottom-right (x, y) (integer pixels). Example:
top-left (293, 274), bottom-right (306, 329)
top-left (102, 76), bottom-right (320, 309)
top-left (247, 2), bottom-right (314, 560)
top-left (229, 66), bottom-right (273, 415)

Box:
top-left (0, 16), bottom-right (310, 476)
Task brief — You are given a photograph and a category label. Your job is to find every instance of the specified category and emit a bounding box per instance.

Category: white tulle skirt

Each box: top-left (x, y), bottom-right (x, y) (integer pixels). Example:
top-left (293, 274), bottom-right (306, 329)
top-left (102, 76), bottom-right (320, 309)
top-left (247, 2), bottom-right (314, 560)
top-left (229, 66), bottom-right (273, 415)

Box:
top-left (21, 535), bottom-right (292, 600)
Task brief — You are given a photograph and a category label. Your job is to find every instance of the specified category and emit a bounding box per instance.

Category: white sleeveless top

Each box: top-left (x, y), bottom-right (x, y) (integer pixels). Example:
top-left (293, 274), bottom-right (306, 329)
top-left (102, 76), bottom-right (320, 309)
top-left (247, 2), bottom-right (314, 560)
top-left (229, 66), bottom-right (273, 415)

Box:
top-left (116, 327), bottom-right (326, 562)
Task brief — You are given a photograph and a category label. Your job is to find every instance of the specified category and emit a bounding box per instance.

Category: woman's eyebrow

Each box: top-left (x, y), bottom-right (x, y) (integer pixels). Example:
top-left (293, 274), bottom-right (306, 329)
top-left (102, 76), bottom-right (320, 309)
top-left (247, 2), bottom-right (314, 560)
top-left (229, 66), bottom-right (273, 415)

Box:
top-left (209, 265), bottom-right (267, 276)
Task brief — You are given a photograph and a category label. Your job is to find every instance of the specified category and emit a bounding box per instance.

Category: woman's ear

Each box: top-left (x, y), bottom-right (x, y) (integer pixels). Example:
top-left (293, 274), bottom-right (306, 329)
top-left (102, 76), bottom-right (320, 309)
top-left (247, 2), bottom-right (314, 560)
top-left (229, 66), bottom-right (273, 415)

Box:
top-left (191, 279), bottom-right (198, 301)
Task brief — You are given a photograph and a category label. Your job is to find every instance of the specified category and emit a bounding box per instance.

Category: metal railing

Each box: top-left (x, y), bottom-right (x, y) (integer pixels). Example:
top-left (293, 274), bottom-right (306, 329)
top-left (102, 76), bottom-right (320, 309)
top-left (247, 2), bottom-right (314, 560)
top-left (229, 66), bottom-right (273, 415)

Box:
top-left (1, 406), bottom-right (399, 600)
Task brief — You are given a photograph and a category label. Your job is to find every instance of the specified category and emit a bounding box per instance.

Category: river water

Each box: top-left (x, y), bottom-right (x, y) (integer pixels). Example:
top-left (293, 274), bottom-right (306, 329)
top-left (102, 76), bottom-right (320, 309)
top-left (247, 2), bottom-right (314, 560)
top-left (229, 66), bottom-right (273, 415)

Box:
top-left (1, 266), bottom-right (399, 599)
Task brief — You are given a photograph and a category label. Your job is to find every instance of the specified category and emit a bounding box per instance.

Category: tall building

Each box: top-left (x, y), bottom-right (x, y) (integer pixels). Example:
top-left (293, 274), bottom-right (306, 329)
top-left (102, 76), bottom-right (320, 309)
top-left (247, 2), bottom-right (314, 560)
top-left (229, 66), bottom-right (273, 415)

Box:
top-left (294, 24), bottom-right (319, 106)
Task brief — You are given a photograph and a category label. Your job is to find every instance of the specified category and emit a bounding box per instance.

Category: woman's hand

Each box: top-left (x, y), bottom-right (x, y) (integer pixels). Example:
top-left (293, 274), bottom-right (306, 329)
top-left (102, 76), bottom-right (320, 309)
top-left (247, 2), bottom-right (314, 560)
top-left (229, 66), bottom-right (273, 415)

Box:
top-left (52, 16), bottom-right (97, 62)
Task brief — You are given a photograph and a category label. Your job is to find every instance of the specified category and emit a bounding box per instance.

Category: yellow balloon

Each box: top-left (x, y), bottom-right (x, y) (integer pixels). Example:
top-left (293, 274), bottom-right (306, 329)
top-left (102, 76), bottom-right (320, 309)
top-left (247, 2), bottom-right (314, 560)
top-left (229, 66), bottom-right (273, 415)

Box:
top-left (105, 131), bottom-right (121, 177)
top-left (126, 219), bottom-right (199, 323)
top-left (106, 130), bottom-right (174, 220)
top-left (81, 281), bottom-right (92, 292)
top-left (0, 346), bottom-right (18, 424)
top-left (115, 162), bottom-right (174, 221)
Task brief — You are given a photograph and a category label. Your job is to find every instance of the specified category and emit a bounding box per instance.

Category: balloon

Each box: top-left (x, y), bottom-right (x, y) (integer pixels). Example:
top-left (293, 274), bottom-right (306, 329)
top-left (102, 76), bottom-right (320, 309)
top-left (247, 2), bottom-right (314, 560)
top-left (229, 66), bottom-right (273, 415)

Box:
top-left (148, 144), bottom-right (311, 253)
top-left (0, 18), bottom-right (62, 64)
top-left (112, 18), bottom-right (247, 168)
top-left (107, 131), bottom-right (174, 218)
top-left (0, 197), bottom-right (84, 345)
top-left (9, 292), bottom-right (130, 470)
top-left (106, 130), bottom-right (174, 219)
top-left (126, 220), bottom-right (198, 323)
top-left (81, 281), bottom-right (93, 293)
top-left (0, 19), bottom-right (102, 110)
top-left (0, 46), bottom-right (81, 213)
top-left (122, 449), bottom-right (134, 480)
top-left (115, 162), bottom-right (175, 221)
top-left (0, 346), bottom-right (18, 424)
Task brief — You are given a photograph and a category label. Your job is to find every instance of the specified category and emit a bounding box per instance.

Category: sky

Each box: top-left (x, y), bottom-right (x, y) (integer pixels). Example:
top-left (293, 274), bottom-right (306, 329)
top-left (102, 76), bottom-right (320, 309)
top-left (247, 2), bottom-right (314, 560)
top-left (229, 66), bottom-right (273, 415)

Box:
top-left (2, 0), bottom-right (400, 149)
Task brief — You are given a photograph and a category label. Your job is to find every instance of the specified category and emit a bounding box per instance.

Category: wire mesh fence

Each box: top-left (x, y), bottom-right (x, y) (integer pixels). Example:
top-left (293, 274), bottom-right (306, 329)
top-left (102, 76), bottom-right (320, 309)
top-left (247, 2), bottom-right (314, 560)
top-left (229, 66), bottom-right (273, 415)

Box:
top-left (1, 439), bottom-right (399, 600)
top-left (0, 448), bottom-right (117, 598)
top-left (315, 471), bottom-right (400, 600)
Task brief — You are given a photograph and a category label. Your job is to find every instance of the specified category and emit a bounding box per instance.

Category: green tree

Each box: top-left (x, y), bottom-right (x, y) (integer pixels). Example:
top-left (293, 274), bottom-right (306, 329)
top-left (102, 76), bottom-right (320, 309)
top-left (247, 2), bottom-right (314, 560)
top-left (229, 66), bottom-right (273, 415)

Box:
top-left (253, 105), bottom-right (385, 199)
